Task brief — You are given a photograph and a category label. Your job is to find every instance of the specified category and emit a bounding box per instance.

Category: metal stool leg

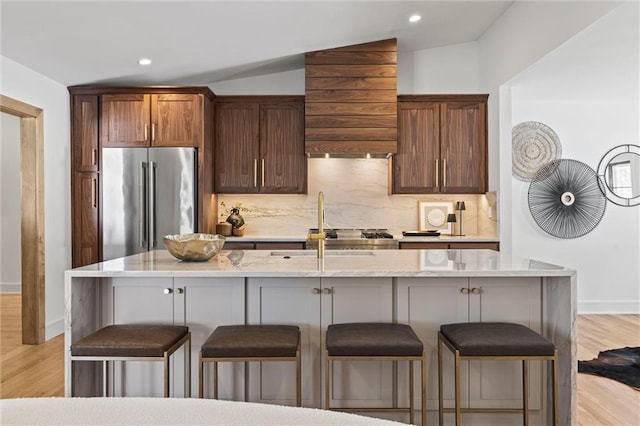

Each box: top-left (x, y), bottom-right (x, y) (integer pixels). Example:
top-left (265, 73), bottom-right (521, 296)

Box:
top-left (409, 360), bottom-right (415, 425)
top-left (186, 335), bottom-right (191, 398)
top-left (454, 350), bottom-right (461, 426)
top-left (213, 361), bottom-right (218, 399)
top-left (523, 359), bottom-right (529, 426)
top-left (422, 351), bottom-right (428, 426)
top-left (438, 337), bottom-right (444, 426)
top-left (324, 350), bottom-right (330, 410)
top-left (164, 352), bottom-right (170, 397)
top-left (198, 353), bottom-right (204, 398)
top-left (553, 350), bottom-right (559, 426)
top-left (296, 349), bottom-right (302, 407)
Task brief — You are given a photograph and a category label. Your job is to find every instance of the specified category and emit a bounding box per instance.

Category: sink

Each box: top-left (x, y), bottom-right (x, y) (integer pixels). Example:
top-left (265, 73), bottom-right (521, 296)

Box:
top-left (270, 250), bottom-right (375, 257)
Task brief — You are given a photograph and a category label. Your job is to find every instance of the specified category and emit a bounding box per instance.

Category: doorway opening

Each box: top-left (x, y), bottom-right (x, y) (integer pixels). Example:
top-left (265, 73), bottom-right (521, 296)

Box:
top-left (0, 94), bottom-right (45, 344)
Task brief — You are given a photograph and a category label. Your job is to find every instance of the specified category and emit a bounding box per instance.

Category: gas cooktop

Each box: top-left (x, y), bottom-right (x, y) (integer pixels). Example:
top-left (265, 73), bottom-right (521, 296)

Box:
top-left (307, 228), bottom-right (395, 239)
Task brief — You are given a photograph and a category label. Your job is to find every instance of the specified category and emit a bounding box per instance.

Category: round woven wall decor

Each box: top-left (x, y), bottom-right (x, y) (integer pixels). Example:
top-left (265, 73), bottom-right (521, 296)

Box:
top-left (528, 159), bottom-right (606, 239)
top-left (512, 121), bottom-right (562, 181)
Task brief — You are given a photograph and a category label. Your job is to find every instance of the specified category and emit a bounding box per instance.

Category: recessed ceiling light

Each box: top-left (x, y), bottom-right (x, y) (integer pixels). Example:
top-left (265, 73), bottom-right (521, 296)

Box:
top-left (409, 14), bottom-right (421, 23)
top-left (137, 58), bottom-right (152, 66)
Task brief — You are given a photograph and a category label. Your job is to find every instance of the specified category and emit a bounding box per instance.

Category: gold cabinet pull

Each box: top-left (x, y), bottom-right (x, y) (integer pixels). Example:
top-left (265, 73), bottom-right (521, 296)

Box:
top-left (443, 159), bottom-right (447, 188)
top-left (91, 178), bottom-right (97, 208)
top-left (91, 149), bottom-right (97, 166)
top-left (144, 124), bottom-right (148, 141)
top-left (163, 288), bottom-right (173, 295)
top-left (460, 288), bottom-right (470, 294)
top-left (471, 287), bottom-right (481, 295)
top-left (312, 288), bottom-right (320, 295)
top-left (253, 159), bottom-right (258, 187)
top-left (151, 123), bottom-right (156, 142)
top-left (322, 288), bottom-right (332, 295)
top-left (261, 158), bottom-right (265, 187)
top-left (435, 159), bottom-right (439, 187)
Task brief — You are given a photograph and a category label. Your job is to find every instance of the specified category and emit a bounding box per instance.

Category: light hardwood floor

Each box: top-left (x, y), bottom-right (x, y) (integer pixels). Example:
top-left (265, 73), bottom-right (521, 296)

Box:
top-left (1, 294), bottom-right (638, 424)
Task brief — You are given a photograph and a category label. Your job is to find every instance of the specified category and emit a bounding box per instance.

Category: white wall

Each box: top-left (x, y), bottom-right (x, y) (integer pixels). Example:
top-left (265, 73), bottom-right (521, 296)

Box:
top-left (477, 1), bottom-right (620, 253)
top-left (0, 56), bottom-right (70, 338)
top-left (210, 69), bottom-right (305, 95)
top-left (0, 112), bottom-right (22, 292)
top-left (397, 41), bottom-right (478, 94)
top-left (509, 2), bottom-right (640, 314)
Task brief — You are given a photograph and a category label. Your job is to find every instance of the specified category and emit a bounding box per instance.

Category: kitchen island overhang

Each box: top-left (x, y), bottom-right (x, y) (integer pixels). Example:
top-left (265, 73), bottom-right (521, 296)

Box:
top-left (65, 249), bottom-right (576, 425)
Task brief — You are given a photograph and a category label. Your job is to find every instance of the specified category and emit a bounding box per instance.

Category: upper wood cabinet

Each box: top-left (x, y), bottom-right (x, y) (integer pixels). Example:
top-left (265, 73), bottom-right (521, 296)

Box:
top-left (392, 95), bottom-right (488, 194)
top-left (72, 95), bottom-right (99, 172)
top-left (215, 96), bottom-right (306, 194)
top-left (101, 93), bottom-right (202, 148)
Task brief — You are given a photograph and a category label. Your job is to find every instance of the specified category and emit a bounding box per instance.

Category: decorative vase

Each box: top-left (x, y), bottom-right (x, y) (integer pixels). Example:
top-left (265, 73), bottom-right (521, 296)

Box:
top-left (216, 222), bottom-right (232, 237)
top-left (232, 226), bottom-right (246, 237)
top-left (226, 208), bottom-right (245, 229)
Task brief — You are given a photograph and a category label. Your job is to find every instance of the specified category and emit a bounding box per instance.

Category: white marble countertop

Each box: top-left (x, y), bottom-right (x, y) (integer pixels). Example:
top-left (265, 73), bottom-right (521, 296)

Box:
top-left (67, 249), bottom-right (573, 279)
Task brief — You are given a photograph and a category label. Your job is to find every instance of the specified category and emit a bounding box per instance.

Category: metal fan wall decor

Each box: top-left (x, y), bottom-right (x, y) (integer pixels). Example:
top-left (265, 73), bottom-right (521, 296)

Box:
top-left (528, 159), bottom-right (606, 238)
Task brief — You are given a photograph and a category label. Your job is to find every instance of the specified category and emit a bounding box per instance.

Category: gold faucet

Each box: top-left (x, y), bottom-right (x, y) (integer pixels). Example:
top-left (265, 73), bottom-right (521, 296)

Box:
top-left (307, 191), bottom-right (326, 258)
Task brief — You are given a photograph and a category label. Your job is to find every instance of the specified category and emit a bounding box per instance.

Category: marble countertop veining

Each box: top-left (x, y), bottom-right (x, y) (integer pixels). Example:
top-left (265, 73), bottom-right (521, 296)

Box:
top-left (66, 249), bottom-right (573, 279)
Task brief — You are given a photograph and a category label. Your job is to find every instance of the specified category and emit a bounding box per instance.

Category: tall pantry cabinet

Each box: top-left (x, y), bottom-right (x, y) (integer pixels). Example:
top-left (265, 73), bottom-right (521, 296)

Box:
top-left (69, 86), bottom-right (215, 267)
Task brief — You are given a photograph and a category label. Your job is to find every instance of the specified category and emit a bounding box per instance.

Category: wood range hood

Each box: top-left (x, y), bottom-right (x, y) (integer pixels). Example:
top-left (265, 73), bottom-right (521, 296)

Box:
top-left (304, 38), bottom-right (397, 158)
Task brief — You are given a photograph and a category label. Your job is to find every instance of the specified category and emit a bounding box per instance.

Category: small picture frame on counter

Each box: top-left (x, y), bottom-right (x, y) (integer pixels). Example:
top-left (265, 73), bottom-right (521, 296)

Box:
top-left (418, 201), bottom-right (453, 234)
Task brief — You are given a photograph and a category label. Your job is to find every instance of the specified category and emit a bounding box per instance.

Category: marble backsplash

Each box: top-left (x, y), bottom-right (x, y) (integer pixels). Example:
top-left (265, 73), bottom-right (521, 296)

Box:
top-left (217, 158), bottom-right (497, 238)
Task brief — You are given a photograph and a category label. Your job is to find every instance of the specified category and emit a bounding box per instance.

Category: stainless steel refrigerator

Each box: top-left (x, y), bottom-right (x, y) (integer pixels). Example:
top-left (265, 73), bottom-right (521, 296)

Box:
top-left (102, 147), bottom-right (197, 261)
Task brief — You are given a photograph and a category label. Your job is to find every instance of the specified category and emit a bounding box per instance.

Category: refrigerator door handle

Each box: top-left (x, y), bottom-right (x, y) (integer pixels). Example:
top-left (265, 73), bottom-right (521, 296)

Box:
top-left (149, 161), bottom-right (157, 248)
top-left (140, 162), bottom-right (148, 248)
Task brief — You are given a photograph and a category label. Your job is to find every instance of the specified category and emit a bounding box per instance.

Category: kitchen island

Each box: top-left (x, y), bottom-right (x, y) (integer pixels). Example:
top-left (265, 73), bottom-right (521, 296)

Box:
top-left (65, 249), bottom-right (575, 425)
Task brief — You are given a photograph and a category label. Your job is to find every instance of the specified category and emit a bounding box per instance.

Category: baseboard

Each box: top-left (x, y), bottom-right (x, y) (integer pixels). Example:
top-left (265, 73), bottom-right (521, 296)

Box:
top-left (0, 283), bottom-right (21, 293)
top-left (578, 300), bottom-right (640, 314)
top-left (46, 317), bottom-right (64, 340)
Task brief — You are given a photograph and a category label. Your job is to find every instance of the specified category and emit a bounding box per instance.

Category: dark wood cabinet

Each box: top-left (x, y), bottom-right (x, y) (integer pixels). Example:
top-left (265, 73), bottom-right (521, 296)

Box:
top-left (399, 241), bottom-right (499, 251)
top-left (392, 95), bottom-right (488, 194)
top-left (72, 172), bottom-right (100, 267)
top-left (69, 86), bottom-right (215, 267)
top-left (101, 93), bottom-right (202, 148)
top-left (214, 96), bottom-right (306, 194)
top-left (71, 94), bottom-right (100, 267)
top-left (72, 95), bottom-right (99, 172)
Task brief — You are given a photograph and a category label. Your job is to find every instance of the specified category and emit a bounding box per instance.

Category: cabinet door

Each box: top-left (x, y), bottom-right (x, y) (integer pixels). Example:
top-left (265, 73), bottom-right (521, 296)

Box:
top-left (259, 102), bottom-right (306, 193)
top-left (101, 94), bottom-right (151, 147)
top-left (393, 102), bottom-right (440, 194)
top-left (214, 102), bottom-right (260, 193)
top-left (72, 172), bottom-right (99, 267)
top-left (72, 95), bottom-right (99, 172)
top-left (247, 278), bottom-right (321, 407)
top-left (468, 278), bottom-right (543, 419)
top-left (151, 94), bottom-right (202, 147)
top-left (321, 278), bottom-right (394, 410)
top-left (396, 277), bottom-right (470, 414)
top-left (174, 277), bottom-right (245, 399)
top-left (112, 278), bottom-right (175, 397)
top-left (440, 101), bottom-right (487, 194)
top-left (448, 242), bottom-right (499, 251)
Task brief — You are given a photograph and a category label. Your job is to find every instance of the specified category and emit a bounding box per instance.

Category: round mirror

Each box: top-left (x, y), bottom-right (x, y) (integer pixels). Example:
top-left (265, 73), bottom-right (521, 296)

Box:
top-left (597, 144), bottom-right (640, 206)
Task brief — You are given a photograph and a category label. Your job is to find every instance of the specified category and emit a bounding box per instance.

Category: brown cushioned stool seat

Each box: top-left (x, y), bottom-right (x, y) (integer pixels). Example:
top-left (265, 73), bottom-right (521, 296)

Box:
top-left (199, 324), bottom-right (301, 406)
top-left (438, 322), bottom-right (558, 426)
top-left (70, 324), bottom-right (191, 398)
top-left (327, 323), bottom-right (424, 357)
top-left (324, 323), bottom-right (427, 426)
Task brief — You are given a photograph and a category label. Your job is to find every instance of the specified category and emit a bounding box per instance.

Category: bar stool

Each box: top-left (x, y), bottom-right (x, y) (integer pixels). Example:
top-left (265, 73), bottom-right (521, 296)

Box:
top-left (437, 322), bottom-right (558, 426)
top-left (199, 324), bottom-right (301, 406)
top-left (70, 324), bottom-right (191, 397)
top-left (324, 323), bottom-right (427, 426)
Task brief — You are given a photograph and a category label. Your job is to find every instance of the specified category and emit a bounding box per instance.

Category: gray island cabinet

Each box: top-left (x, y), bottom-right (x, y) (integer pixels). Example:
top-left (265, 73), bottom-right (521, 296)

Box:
top-left (65, 249), bottom-right (575, 425)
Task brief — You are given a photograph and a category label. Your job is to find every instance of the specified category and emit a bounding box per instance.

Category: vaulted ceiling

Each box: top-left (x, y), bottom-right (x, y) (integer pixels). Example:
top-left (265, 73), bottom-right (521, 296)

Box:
top-left (0, 1), bottom-right (513, 86)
